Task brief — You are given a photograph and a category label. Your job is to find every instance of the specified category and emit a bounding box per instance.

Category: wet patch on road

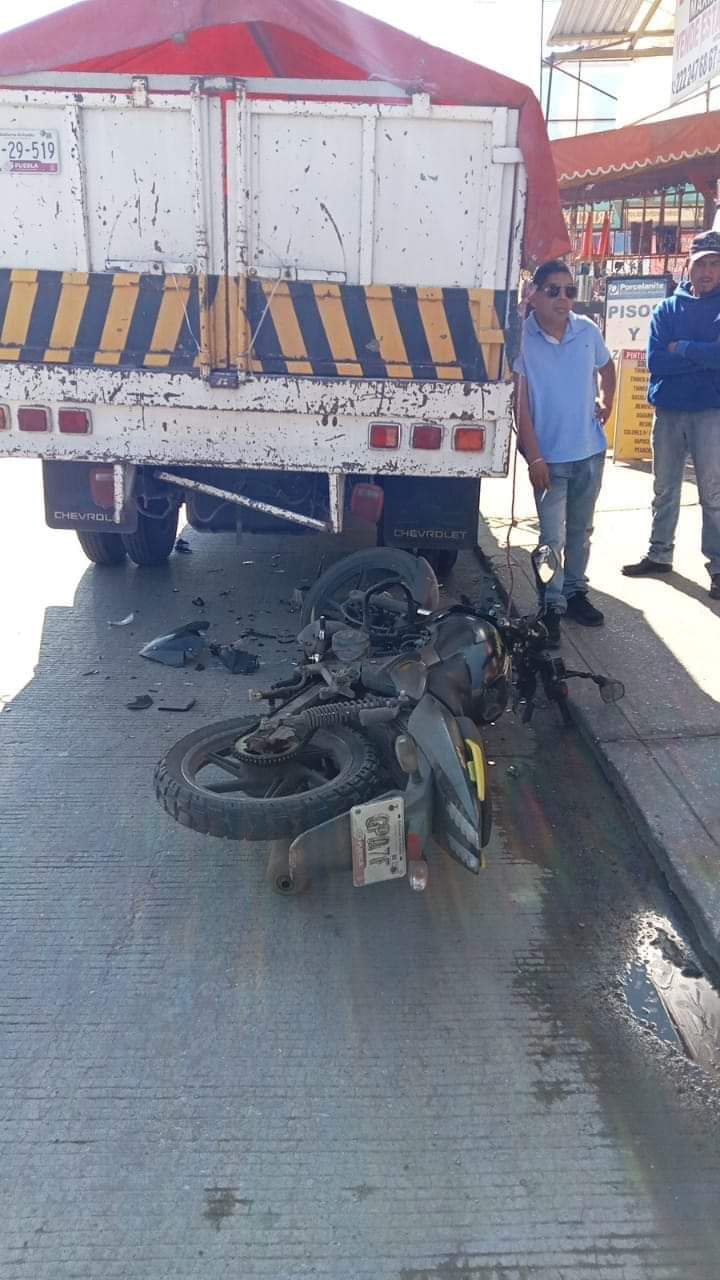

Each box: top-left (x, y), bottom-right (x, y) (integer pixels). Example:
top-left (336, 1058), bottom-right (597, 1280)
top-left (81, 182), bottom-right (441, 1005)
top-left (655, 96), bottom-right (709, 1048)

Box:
top-left (623, 913), bottom-right (720, 1074)
top-left (400, 1263), bottom-right (540, 1280)
top-left (491, 708), bottom-right (720, 1275)
top-left (203, 1186), bottom-right (253, 1229)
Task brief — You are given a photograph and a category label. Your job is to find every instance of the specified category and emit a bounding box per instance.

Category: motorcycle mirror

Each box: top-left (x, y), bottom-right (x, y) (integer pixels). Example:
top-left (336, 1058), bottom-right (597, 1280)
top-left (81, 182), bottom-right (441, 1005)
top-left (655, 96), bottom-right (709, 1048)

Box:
top-left (385, 654), bottom-right (428, 701)
top-left (531, 544), bottom-right (559, 586)
top-left (599, 679), bottom-right (625, 704)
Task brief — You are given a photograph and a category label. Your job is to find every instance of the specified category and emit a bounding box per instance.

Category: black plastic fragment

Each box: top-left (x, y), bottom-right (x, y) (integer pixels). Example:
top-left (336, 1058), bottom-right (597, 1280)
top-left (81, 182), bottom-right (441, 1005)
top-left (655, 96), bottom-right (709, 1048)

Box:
top-left (210, 642), bottom-right (260, 675)
top-left (140, 620), bottom-right (210, 668)
top-left (126, 694), bottom-right (153, 710)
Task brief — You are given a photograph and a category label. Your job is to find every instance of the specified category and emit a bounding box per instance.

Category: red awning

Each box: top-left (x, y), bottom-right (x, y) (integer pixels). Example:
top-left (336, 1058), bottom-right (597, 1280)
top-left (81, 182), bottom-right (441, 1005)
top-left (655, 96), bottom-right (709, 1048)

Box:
top-left (552, 111), bottom-right (720, 202)
top-left (0, 0), bottom-right (569, 266)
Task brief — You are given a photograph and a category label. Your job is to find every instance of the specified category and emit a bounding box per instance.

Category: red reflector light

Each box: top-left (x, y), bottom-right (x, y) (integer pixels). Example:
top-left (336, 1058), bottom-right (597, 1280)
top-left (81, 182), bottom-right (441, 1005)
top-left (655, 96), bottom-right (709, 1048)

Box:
top-left (350, 482), bottom-right (385, 524)
top-left (412, 424), bottom-right (442, 450)
top-left (454, 426), bottom-right (485, 452)
top-left (370, 423), bottom-right (400, 449)
top-left (18, 407), bottom-right (50, 433)
top-left (90, 467), bottom-right (115, 509)
top-left (58, 408), bottom-right (91, 435)
top-left (406, 833), bottom-right (424, 861)
top-left (0, 406), bottom-right (8, 431)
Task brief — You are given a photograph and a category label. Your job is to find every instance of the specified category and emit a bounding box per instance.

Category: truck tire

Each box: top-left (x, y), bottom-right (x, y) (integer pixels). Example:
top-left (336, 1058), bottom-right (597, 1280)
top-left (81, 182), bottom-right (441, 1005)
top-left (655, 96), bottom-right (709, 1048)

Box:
top-left (154, 717), bottom-right (382, 842)
top-left (121, 507), bottom-right (179, 567)
top-left (76, 531), bottom-right (127, 566)
top-left (301, 547), bottom-right (440, 626)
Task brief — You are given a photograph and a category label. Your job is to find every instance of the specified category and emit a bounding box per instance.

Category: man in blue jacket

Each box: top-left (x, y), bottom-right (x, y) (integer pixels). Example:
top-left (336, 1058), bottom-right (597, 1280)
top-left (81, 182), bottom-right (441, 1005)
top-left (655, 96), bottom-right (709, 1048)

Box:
top-left (623, 229), bottom-right (720, 599)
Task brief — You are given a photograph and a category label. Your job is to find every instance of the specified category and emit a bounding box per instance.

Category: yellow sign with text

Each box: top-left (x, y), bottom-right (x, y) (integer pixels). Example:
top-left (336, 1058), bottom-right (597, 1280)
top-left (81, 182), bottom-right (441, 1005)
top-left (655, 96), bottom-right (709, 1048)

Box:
top-left (613, 349), bottom-right (653, 462)
top-left (605, 389), bottom-right (618, 450)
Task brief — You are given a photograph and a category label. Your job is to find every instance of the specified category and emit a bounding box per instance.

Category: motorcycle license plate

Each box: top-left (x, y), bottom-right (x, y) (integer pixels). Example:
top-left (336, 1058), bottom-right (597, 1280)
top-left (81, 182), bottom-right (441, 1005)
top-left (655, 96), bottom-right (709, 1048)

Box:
top-left (351, 797), bottom-right (406, 887)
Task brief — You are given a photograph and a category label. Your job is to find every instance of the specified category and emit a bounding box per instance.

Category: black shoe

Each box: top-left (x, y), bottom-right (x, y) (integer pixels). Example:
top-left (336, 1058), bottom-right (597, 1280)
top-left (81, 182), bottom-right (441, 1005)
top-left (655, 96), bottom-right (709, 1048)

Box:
top-left (711, 575), bottom-right (720, 600)
top-left (541, 608), bottom-right (563, 649)
top-left (622, 557), bottom-right (671, 577)
top-left (565, 593), bottom-right (604, 627)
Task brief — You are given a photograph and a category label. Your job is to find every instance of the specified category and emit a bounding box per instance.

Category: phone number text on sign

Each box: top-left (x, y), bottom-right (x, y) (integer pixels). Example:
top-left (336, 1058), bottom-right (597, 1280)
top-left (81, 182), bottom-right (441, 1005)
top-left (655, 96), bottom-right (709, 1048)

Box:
top-left (673, 0), bottom-right (720, 101)
top-left (0, 130), bottom-right (60, 174)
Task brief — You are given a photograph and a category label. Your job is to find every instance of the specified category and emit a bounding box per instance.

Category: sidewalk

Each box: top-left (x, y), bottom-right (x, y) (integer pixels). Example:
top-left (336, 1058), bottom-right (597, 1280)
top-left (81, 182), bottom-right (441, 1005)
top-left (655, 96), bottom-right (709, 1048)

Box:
top-left (478, 454), bottom-right (720, 968)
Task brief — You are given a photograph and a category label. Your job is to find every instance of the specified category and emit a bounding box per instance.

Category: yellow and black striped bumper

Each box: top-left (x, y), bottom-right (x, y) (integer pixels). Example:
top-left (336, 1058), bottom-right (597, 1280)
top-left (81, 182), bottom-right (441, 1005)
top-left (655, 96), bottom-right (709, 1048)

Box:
top-left (0, 269), bottom-right (512, 382)
top-left (245, 280), bottom-right (509, 381)
top-left (0, 269), bottom-right (211, 371)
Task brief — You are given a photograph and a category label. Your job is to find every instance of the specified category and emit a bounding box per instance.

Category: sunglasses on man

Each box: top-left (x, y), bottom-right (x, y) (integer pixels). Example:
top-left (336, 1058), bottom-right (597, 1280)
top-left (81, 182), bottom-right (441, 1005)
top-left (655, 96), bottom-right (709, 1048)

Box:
top-left (538, 283), bottom-right (578, 299)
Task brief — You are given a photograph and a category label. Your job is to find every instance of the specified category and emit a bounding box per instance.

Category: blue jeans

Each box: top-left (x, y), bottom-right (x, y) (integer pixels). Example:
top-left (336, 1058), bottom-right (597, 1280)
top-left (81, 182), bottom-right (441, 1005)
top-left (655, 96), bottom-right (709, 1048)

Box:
top-left (648, 408), bottom-right (720, 578)
top-left (534, 452), bottom-right (605, 613)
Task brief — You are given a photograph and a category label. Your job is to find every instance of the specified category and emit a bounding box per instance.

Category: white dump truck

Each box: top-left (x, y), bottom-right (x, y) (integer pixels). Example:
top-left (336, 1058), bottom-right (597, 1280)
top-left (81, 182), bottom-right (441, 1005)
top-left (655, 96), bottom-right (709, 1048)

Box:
top-left (0, 0), bottom-right (568, 573)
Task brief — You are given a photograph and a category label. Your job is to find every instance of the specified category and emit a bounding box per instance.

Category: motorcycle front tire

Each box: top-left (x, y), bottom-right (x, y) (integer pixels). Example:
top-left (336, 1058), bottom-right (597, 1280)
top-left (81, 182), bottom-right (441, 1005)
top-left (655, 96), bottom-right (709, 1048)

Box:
top-left (301, 547), bottom-right (440, 627)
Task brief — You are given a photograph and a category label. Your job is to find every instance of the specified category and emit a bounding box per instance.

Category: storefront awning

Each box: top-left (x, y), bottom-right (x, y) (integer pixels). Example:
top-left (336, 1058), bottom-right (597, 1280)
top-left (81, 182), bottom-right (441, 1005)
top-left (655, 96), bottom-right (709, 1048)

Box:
top-left (548, 0), bottom-right (674, 60)
top-left (552, 110), bottom-right (720, 201)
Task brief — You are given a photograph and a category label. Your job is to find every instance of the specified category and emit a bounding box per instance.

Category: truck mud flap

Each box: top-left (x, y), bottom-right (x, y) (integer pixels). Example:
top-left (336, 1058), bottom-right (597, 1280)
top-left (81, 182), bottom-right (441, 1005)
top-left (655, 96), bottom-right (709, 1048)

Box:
top-left (381, 475), bottom-right (480, 551)
top-left (42, 461), bottom-right (138, 533)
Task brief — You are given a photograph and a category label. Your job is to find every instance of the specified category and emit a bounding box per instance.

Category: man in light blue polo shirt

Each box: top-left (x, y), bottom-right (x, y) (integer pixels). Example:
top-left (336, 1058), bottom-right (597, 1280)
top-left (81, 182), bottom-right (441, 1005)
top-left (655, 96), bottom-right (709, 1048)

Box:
top-left (514, 259), bottom-right (616, 647)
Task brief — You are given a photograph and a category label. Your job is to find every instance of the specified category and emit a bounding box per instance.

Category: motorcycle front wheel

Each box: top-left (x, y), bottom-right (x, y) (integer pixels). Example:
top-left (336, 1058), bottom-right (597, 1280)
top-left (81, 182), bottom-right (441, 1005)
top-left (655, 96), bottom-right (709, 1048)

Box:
top-left (301, 547), bottom-right (440, 627)
top-left (154, 716), bottom-right (382, 842)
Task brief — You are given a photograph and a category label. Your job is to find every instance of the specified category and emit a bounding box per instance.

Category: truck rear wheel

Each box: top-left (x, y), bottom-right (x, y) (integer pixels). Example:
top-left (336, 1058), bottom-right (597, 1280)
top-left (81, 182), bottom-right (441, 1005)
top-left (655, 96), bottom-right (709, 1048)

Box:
top-left (76, 531), bottom-right (127, 566)
top-left (121, 507), bottom-right (179, 567)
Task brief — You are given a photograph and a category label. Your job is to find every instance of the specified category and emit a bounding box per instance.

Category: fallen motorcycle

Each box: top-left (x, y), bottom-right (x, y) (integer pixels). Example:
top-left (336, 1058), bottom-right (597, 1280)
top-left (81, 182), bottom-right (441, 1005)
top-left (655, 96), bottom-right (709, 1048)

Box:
top-left (154, 547), bottom-right (624, 894)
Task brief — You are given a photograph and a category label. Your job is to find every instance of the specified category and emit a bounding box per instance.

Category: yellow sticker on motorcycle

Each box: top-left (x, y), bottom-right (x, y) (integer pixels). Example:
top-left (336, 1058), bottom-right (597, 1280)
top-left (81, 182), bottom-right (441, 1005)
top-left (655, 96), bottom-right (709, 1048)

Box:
top-left (464, 738), bottom-right (486, 803)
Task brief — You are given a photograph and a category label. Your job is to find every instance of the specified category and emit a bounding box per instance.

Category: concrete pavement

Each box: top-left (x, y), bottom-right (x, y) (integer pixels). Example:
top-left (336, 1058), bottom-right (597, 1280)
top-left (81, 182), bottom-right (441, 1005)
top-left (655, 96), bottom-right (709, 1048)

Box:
top-left (478, 452), bottom-right (720, 970)
top-left (4, 460), bottom-right (720, 1278)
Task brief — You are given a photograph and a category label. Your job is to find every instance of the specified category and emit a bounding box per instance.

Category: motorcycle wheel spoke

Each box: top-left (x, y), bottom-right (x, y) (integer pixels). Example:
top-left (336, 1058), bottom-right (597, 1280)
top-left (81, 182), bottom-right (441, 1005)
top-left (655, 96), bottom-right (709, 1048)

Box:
top-left (206, 751), bottom-right (246, 779)
top-left (262, 762), bottom-right (330, 798)
top-left (323, 572), bottom-right (368, 621)
top-left (296, 764), bottom-right (329, 789)
top-left (320, 598), bottom-right (346, 621)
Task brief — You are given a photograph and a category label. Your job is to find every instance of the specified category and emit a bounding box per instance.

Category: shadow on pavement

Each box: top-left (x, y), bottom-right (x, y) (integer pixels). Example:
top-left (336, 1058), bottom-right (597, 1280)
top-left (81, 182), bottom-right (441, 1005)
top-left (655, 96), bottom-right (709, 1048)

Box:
top-left (478, 508), bottom-right (720, 975)
top-left (662, 569), bottom-right (720, 611)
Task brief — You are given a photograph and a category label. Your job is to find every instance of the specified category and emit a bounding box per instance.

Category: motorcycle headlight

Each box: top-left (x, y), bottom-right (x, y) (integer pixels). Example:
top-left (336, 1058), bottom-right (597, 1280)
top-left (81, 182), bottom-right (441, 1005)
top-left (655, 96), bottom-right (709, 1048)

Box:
top-left (395, 734), bottom-right (420, 775)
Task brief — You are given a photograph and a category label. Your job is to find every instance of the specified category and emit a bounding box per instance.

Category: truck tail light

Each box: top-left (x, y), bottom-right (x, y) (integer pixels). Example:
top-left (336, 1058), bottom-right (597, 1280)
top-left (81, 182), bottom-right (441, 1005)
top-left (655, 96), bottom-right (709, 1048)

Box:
top-left (90, 467), bottom-right (115, 509)
top-left (369, 423), bottom-right (400, 449)
top-left (59, 408), bottom-right (91, 434)
top-left (412, 424), bottom-right (442, 450)
top-left (0, 406), bottom-right (8, 431)
top-left (18, 407), bottom-right (50, 432)
top-left (453, 426), bottom-right (485, 452)
top-left (350, 482), bottom-right (384, 524)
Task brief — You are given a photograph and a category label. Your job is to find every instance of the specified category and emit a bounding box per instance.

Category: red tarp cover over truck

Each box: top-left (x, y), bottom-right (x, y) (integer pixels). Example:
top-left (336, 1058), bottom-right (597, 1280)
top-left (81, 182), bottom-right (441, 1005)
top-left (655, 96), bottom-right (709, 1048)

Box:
top-left (0, 0), bottom-right (569, 265)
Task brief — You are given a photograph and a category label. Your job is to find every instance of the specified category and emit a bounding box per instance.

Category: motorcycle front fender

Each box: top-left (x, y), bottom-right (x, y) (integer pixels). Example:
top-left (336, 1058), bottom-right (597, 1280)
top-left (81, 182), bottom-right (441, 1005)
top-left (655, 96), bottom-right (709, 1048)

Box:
top-left (407, 694), bottom-right (483, 874)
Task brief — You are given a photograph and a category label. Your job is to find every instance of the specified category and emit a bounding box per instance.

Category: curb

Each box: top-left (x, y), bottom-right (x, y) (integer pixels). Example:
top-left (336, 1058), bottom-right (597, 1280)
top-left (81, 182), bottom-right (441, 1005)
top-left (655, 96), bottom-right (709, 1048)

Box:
top-left (473, 544), bottom-right (720, 974)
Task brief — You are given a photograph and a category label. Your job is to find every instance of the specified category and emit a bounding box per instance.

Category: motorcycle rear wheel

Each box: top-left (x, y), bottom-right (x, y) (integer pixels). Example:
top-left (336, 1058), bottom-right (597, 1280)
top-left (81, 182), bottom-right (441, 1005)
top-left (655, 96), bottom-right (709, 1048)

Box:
top-left (154, 716), bottom-right (382, 842)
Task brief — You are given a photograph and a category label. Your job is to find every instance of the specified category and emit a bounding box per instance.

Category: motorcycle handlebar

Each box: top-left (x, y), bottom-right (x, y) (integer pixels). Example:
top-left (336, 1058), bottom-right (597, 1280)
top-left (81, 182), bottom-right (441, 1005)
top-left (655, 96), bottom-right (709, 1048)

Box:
top-left (346, 588), bottom-right (427, 619)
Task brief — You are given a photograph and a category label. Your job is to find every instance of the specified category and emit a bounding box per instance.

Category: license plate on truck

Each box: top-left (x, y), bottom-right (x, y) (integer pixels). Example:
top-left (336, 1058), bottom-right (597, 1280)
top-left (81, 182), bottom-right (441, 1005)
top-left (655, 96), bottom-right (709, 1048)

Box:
top-left (0, 129), bottom-right (60, 174)
top-left (351, 797), bottom-right (406, 887)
